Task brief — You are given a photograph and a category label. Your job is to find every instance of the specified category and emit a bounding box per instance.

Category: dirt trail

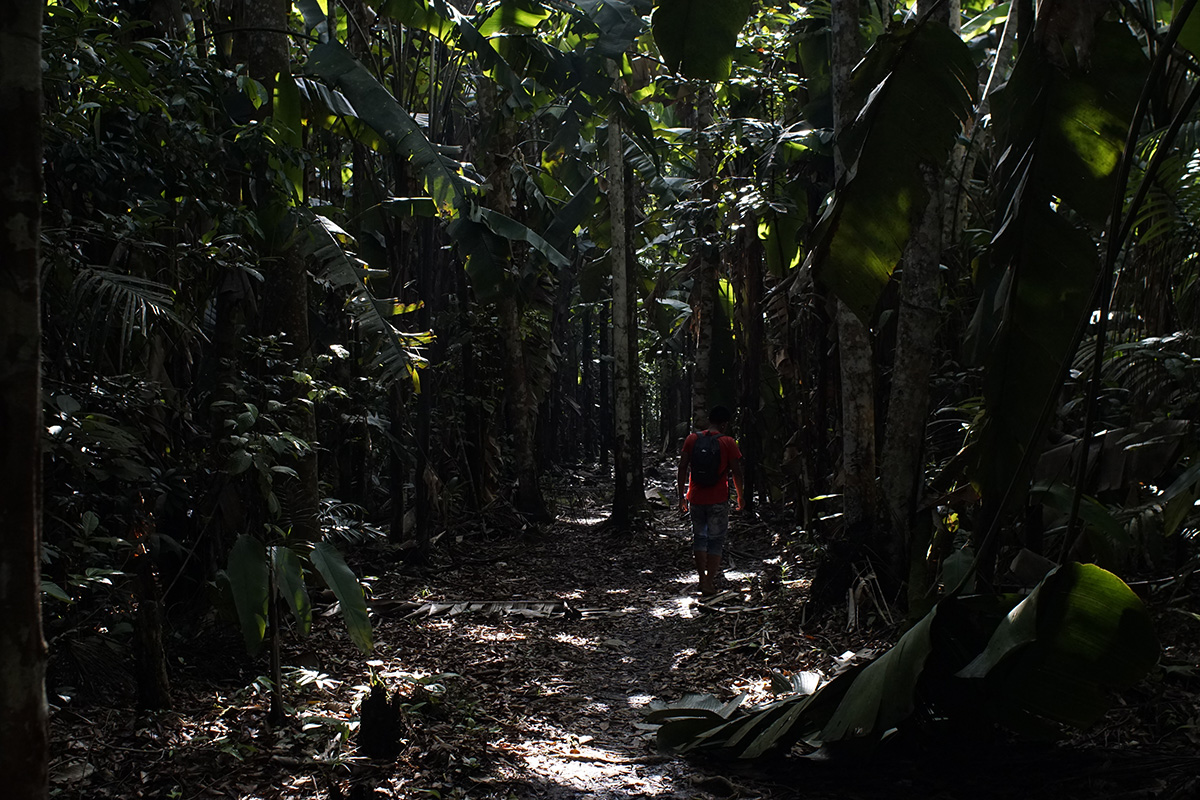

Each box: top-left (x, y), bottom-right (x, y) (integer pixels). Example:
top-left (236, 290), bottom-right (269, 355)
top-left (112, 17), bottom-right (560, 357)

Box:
top-left (368, 481), bottom-right (791, 798)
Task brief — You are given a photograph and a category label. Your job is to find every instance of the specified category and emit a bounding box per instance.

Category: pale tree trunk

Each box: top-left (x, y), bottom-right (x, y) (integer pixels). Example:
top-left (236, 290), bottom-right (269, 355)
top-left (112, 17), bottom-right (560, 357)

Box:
top-left (0, 2), bottom-right (49, 796)
top-left (690, 86), bottom-right (718, 429)
top-left (882, 164), bottom-right (942, 595)
top-left (831, 0), bottom-right (877, 543)
top-left (608, 64), bottom-right (640, 524)
top-left (886, 1), bottom-right (960, 605)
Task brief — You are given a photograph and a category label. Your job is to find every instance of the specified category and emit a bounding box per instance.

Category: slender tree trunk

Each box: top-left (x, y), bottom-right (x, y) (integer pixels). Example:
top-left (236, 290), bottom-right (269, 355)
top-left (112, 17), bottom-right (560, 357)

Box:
top-left (133, 514), bottom-right (172, 710)
top-left (389, 382), bottom-right (409, 544)
top-left (626, 164), bottom-right (645, 499)
top-left (883, 164), bottom-right (942, 595)
top-left (609, 74), bottom-right (639, 524)
top-left (831, 0), bottom-right (877, 544)
top-left (599, 301), bottom-right (612, 470)
top-left (238, 0), bottom-right (321, 542)
top-left (738, 234), bottom-right (765, 514)
top-left (477, 80), bottom-right (548, 520)
top-left (690, 87), bottom-right (718, 428)
top-left (579, 306), bottom-right (596, 461)
top-left (0, 3), bottom-right (49, 795)
top-left (887, 1), bottom-right (959, 603)
top-left (499, 295), bottom-right (549, 518)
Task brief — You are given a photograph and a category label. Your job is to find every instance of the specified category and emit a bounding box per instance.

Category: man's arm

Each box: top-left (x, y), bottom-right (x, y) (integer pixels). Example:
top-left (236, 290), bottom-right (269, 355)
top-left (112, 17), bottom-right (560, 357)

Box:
top-left (731, 457), bottom-right (746, 511)
top-left (677, 450), bottom-right (690, 513)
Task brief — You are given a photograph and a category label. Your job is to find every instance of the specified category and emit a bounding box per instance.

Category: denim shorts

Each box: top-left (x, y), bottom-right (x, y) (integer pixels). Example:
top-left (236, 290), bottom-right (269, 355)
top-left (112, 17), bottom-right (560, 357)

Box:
top-left (690, 502), bottom-right (729, 555)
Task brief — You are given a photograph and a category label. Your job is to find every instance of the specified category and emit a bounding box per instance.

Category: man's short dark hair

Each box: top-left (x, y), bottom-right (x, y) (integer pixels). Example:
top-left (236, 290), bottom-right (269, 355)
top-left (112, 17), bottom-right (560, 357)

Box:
top-left (708, 406), bottom-right (732, 424)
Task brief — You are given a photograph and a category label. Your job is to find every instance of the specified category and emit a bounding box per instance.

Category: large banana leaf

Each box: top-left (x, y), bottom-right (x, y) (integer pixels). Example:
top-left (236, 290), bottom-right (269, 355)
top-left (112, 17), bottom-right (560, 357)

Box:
top-left (651, 0), bottom-right (751, 82)
top-left (226, 534), bottom-right (269, 655)
top-left (310, 541), bottom-right (373, 654)
top-left (650, 564), bottom-right (1157, 759)
top-left (272, 545), bottom-right (312, 637)
top-left (811, 19), bottom-right (977, 324)
top-left (307, 41), bottom-right (470, 216)
top-left (971, 23), bottom-right (1147, 512)
top-left (960, 563), bottom-right (1159, 732)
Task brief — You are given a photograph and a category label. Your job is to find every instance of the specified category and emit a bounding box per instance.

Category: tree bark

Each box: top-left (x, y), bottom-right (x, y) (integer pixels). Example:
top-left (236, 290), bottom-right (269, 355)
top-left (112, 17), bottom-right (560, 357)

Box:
top-left (738, 232), bottom-right (765, 514)
top-left (831, 0), bottom-right (877, 542)
top-left (477, 79), bottom-right (548, 520)
top-left (499, 294), bottom-right (549, 518)
top-left (882, 164), bottom-right (942, 594)
top-left (609, 67), bottom-right (640, 524)
top-left (690, 87), bottom-right (718, 429)
top-left (0, 2), bottom-right (49, 795)
top-left (885, 1), bottom-right (958, 601)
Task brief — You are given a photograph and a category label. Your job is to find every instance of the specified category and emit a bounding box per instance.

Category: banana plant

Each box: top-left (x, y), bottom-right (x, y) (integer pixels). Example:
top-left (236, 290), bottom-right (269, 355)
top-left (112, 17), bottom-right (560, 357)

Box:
top-left (647, 563), bottom-right (1158, 759)
top-left (222, 530), bottom-right (372, 722)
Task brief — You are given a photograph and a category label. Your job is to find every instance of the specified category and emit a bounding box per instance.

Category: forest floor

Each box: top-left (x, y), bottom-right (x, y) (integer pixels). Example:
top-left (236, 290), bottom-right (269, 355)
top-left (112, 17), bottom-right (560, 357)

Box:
top-left (49, 466), bottom-right (1200, 800)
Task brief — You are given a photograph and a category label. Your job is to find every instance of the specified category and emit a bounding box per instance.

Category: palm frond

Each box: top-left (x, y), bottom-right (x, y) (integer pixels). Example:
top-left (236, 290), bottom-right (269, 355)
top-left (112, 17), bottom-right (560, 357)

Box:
top-left (298, 210), bottom-right (431, 387)
top-left (70, 267), bottom-right (191, 359)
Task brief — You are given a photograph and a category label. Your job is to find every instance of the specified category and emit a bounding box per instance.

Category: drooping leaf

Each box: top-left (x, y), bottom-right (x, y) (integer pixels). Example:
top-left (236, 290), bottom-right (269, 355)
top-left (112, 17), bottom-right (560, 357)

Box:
top-left (478, 0), bottom-right (550, 35)
top-left (958, 563), bottom-right (1159, 730)
top-left (42, 580), bottom-right (72, 603)
top-left (472, 206), bottom-right (571, 268)
top-left (294, 0), bottom-right (329, 39)
top-left (272, 545), bottom-right (312, 636)
top-left (448, 216), bottom-right (510, 301)
top-left (307, 41), bottom-right (470, 215)
top-left (971, 23), bottom-right (1148, 513)
top-left (310, 541), bottom-right (373, 653)
top-left (226, 534), bottom-right (269, 655)
top-left (1168, 0), bottom-right (1200, 61)
top-left (274, 70), bottom-right (305, 200)
top-left (651, 0), bottom-right (751, 82)
top-left (811, 19), bottom-right (977, 324)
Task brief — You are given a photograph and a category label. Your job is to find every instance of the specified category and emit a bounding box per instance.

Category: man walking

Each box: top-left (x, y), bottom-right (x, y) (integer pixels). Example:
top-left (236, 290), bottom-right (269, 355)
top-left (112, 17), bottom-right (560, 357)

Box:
top-left (677, 406), bottom-right (745, 595)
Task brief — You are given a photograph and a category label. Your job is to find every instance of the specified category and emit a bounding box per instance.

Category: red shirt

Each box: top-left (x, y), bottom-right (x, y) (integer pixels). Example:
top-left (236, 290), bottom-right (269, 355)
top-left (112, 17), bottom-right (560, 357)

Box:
top-left (682, 429), bottom-right (742, 505)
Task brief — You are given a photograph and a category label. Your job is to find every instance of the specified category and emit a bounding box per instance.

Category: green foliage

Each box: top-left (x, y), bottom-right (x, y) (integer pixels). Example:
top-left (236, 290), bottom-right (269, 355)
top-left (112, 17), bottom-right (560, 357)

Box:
top-left (310, 542), bottom-right (374, 653)
top-left (652, 0), bottom-right (752, 81)
top-left (224, 532), bottom-right (372, 656)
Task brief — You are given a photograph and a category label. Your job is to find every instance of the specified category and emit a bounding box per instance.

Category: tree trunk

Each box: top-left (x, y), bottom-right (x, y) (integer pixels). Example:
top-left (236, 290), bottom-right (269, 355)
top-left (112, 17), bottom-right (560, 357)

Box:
top-left (599, 301), bottom-right (612, 471)
top-left (609, 75), bottom-right (640, 524)
top-left (690, 87), bottom-right (717, 429)
top-left (238, 0), bottom-right (321, 542)
top-left (477, 79), bottom-right (549, 520)
top-left (133, 516), bottom-right (172, 710)
top-left (831, 0), bottom-right (877, 544)
top-left (579, 306), bottom-right (596, 462)
top-left (883, 164), bottom-right (942, 595)
top-left (738, 233), bottom-right (765, 514)
top-left (887, 1), bottom-right (959, 602)
top-left (499, 294), bottom-right (549, 518)
top-left (0, 2), bottom-right (49, 795)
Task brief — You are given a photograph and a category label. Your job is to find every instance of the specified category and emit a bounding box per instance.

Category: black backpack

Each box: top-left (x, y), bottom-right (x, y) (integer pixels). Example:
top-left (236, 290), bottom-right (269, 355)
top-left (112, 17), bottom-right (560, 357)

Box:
top-left (690, 432), bottom-right (725, 487)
